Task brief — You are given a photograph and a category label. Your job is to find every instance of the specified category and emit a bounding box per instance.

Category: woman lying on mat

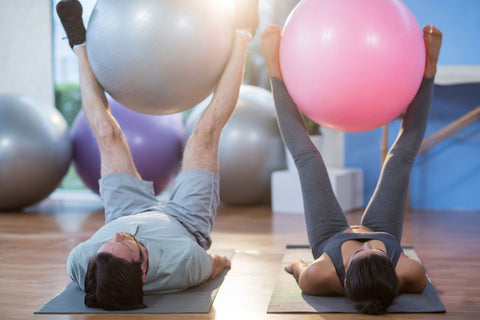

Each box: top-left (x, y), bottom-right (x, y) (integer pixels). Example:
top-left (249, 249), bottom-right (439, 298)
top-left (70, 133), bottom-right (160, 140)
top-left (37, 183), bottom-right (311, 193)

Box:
top-left (56, 0), bottom-right (258, 311)
top-left (261, 24), bottom-right (442, 315)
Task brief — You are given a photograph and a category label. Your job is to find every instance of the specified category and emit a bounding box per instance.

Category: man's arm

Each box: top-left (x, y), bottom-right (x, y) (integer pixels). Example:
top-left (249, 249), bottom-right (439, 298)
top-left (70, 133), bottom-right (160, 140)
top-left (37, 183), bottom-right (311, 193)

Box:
top-left (66, 243), bottom-right (89, 291)
top-left (209, 253), bottom-right (231, 279)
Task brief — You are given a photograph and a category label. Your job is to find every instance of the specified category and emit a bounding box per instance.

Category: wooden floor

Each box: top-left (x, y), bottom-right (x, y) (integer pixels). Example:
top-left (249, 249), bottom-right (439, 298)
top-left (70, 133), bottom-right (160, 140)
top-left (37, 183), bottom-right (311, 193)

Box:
top-left (1, 195), bottom-right (479, 320)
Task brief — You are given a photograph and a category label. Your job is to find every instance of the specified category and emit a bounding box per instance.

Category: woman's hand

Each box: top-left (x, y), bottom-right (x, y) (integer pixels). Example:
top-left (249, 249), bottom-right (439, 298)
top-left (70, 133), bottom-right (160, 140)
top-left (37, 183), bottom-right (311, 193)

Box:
top-left (285, 259), bottom-right (308, 278)
top-left (284, 263), bottom-right (294, 274)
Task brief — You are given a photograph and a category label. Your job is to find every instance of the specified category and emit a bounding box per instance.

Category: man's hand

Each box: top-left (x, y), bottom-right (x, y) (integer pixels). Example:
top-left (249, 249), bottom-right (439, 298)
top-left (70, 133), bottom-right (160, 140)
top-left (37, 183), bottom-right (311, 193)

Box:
top-left (209, 253), bottom-right (231, 279)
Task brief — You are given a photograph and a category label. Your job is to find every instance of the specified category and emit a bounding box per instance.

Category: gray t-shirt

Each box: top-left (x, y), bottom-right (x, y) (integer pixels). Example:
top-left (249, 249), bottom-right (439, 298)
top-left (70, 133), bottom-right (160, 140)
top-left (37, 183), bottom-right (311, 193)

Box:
top-left (67, 211), bottom-right (213, 293)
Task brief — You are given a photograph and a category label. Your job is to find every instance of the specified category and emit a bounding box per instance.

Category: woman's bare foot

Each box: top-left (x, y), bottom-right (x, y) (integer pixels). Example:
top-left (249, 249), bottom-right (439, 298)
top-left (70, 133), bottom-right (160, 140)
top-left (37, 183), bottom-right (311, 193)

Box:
top-left (423, 24), bottom-right (442, 78)
top-left (261, 24), bottom-right (283, 79)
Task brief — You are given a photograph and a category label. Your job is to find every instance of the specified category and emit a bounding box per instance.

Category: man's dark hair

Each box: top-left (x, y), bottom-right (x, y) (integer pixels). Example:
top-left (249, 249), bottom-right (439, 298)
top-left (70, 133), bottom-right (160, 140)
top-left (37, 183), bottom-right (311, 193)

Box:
top-left (84, 252), bottom-right (146, 310)
top-left (344, 253), bottom-right (399, 315)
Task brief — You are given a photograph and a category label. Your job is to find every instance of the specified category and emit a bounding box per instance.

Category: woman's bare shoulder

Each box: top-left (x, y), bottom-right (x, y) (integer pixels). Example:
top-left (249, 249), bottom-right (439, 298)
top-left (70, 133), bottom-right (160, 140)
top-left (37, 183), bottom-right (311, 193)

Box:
top-left (396, 253), bottom-right (427, 293)
top-left (302, 253), bottom-right (344, 295)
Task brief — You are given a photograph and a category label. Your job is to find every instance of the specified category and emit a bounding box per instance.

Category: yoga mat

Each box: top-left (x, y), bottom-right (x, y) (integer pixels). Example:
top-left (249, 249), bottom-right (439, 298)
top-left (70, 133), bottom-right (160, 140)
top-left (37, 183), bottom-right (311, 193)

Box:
top-left (36, 249), bottom-right (233, 314)
top-left (268, 245), bottom-right (445, 313)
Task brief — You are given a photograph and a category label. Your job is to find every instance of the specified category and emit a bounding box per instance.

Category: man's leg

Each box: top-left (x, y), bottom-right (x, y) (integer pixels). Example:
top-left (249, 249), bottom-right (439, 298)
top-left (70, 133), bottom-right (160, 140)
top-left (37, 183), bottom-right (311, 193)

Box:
top-left (57, 0), bottom-right (158, 224)
top-left (181, 0), bottom-right (259, 173)
top-left (360, 25), bottom-right (442, 241)
top-left (75, 46), bottom-right (141, 179)
top-left (181, 31), bottom-right (251, 173)
top-left (168, 31), bottom-right (250, 249)
top-left (57, 0), bottom-right (140, 179)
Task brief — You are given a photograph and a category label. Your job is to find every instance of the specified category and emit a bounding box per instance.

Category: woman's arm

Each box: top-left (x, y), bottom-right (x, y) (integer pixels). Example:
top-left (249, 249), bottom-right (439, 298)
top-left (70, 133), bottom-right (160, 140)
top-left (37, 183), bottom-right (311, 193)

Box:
top-left (286, 257), bottom-right (343, 295)
top-left (396, 254), bottom-right (428, 293)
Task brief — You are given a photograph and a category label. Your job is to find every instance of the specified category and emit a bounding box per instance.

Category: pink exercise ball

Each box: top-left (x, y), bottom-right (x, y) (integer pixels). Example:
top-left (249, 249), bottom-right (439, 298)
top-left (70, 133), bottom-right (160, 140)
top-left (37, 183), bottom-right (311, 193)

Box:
top-left (71, 97), bottom-right (184, 194)
top-left (280, 0), bottom-right (425, 132)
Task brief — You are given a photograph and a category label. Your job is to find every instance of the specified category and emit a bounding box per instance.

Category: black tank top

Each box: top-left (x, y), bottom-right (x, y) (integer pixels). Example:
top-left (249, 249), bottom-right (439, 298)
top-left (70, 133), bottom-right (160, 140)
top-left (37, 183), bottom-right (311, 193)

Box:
top-left (323, 232), bottom-right (403, 285)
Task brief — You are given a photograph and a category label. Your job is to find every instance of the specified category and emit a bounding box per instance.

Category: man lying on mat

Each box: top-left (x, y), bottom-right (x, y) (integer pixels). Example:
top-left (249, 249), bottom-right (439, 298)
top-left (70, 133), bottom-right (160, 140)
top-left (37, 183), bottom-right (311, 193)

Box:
top-left (56, 0), bottom-right (258, 311)
top-left (261, 23), bottom-right (442, 315)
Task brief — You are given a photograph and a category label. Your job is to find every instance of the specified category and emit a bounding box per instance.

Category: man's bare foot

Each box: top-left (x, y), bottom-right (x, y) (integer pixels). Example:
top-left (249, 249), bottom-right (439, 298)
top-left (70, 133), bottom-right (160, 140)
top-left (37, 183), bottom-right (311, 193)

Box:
top-left (423, 24), bottom-right (442, 78)
top-left (261, 24), bottom-right (283, 79)
top-left (233, 0), bottom-right (259, 37)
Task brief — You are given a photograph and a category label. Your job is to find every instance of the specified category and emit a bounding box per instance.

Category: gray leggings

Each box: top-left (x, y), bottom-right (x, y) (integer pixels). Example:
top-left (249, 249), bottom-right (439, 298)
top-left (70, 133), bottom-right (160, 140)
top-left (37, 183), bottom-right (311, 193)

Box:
top-left (270, 77), bottom-right (433, 259)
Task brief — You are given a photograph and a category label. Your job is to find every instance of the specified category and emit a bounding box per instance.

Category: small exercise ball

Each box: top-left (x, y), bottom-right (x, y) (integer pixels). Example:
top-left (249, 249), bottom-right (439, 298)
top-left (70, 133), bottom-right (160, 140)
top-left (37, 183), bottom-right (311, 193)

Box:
top-left (280, 0), bottom-right (425, 132)
top-left (185, 85), bottom-right (286, 206)
top-left (86, 0), bottom-right (233, 115)
top-left (71, 97), bottom-right (184, 194)
top-left (0, 94), bottom-right (72, 210)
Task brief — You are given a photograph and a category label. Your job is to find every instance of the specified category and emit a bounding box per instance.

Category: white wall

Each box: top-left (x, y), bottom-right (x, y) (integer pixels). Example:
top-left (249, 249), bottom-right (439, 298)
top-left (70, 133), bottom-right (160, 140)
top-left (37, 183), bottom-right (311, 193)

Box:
top-left (53, 0), bottom-right (97, 84)
top-left (321, 127), bottom-right (345, 168)
top-left (0, 0), bottom-right (53, 106)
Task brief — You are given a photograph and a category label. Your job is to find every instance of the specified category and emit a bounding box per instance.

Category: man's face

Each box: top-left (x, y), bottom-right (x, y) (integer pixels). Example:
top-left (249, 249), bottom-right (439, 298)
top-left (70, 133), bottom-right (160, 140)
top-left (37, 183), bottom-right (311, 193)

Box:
top-left (98, 232), bottom-right (143, 262)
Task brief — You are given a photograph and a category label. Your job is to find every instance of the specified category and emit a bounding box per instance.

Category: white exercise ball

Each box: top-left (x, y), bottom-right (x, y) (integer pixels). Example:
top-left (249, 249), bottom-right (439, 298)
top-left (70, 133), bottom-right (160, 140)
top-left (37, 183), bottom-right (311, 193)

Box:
top-left (86, 0), bottom-right (234, 115)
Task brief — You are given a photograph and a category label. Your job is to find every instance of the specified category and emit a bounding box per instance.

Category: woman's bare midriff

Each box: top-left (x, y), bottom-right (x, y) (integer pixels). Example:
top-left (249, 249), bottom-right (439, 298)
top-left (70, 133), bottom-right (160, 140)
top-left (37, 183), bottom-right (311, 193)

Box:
top-left (343, 225), bottom-right (374, 233)
top-left (339, 226), bottom-right (387, 268)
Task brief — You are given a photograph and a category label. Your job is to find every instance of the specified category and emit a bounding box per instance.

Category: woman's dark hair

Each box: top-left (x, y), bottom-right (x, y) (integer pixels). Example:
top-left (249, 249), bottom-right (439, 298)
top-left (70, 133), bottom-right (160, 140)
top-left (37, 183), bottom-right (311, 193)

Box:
top-left (344, 253), bottom-right (399, 315)
top-left (84, 252), bottom-right (146, 310)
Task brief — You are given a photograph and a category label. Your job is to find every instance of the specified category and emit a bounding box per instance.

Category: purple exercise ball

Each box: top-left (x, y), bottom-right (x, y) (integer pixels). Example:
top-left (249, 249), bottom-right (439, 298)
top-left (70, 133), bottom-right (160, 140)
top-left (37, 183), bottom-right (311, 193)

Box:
top-left (71, 97), bottom-right (184, 194)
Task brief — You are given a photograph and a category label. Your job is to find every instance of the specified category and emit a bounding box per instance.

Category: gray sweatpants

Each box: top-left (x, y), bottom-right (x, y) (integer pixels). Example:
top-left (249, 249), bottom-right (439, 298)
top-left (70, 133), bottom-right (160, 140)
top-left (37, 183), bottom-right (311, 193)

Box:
top-left (270, 77), bottom-right (433, 259)
top-left (99, 169), bottom-right (220, 250)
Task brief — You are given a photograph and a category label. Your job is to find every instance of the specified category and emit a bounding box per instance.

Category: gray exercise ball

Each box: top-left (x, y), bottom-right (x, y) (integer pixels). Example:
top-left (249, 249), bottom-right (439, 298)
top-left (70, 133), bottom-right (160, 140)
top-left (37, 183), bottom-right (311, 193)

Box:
top-left (86, 0), bottom-right (234, 115)
top-left (0, 94), bottom-right (72, 210)
top-left (184, 85), bottom-right (286, 206)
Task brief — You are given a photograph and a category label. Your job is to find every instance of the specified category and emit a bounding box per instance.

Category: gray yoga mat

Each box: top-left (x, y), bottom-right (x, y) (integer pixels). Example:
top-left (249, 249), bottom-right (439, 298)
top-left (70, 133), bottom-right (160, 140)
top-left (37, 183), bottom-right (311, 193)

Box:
top-left (36, 249), bottom-right (233, 314)
top-left (268, 245), bottom-right (445, 313)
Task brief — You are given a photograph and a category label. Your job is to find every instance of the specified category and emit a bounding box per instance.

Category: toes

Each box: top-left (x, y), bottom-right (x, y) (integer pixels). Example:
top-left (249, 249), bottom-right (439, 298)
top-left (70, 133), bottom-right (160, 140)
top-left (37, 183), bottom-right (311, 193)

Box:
top-left (432, 26), bottom-right (442, 37)
top-left (262, 24), bottom-right (281, 38)
top-left (423, 24), bottom-right (442, 36)
top-left (423, 24), bottom-right (442, 39)
top-left (423, 24), bottom-right (432, 34)
top-left (266, 24), bottom-right (281, 33)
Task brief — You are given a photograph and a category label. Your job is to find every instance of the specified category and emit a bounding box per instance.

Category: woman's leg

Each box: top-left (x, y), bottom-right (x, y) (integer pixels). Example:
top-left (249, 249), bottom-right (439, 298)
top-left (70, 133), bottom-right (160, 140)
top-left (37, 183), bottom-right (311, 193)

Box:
top-left (361, 25), bottom-right (442, 241)
top-left (262, 25), bottom-right (348, 258)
